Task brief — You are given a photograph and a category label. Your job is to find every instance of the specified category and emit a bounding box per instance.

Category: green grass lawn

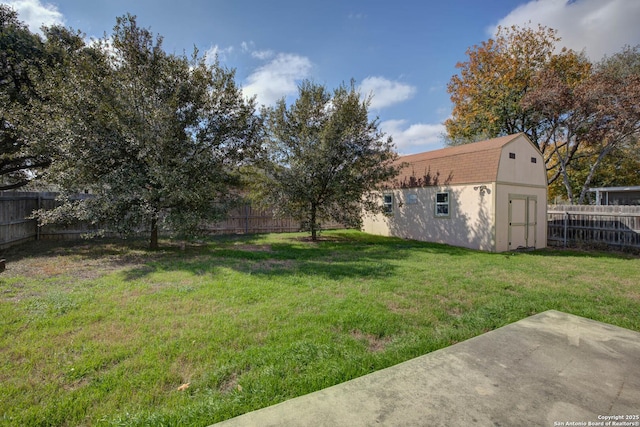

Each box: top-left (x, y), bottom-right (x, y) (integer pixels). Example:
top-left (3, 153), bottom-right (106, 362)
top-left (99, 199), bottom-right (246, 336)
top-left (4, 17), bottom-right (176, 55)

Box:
top-left (1, 230), bottom-right (639, 426)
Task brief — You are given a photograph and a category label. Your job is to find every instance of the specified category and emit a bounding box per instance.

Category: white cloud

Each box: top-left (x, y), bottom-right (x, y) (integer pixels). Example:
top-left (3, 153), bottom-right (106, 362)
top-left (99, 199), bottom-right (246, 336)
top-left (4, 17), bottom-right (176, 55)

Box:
top-left (242, 53), bottom-right (312, 106)
top-left (4, 0), bottom-right (64, 32)
top-left (359, 76), bottom-right (416, 110)
top-left (204, 44), bottom-right (234, 64)
top-left (251, 49), bottom-right (275, 60)
top-left (380, 119), bottom-right (447, 154)
top-left (491, 0), bottom-right (640, 59)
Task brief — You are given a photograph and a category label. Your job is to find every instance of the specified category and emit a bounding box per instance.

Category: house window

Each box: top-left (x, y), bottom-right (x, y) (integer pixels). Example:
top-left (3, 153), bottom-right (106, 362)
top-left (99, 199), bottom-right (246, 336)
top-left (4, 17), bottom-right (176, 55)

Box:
top-left (383, 194), bottom-right (394, 214)
top-left (435, 192), bottom-right (450, 217)
top-left (531, 157), bottom-right (537, 163)
top-left (509, 152), bottom-right (516, 159)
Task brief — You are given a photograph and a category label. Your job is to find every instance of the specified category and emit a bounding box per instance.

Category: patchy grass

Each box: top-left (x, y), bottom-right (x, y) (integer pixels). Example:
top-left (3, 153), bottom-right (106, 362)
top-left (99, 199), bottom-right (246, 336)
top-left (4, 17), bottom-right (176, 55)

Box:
top-left (1, 230), bottom-right (639, 426)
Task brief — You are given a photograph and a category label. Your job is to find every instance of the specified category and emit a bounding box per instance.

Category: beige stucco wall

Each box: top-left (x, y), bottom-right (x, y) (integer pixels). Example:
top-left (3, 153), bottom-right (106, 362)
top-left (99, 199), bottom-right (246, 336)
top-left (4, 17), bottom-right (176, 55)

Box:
top-left (362, 184), bottom-right (497, 251)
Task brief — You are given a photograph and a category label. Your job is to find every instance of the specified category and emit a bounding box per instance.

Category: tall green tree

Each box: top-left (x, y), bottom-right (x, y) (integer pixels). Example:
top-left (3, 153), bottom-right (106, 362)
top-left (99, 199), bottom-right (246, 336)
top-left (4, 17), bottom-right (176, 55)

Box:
top-left (0, 5), bottom-right (80, 190)
top-left (38, 15), bottom-right (261, 248)
top-left (251, 80), bottom-right (401, 240)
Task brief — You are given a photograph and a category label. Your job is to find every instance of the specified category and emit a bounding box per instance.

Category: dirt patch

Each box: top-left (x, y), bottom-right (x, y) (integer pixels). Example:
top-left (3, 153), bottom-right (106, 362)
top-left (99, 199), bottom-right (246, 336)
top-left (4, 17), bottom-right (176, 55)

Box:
top-left (254, 259), bottom-right (295, 271)
top-left (219, 372), bottom-right (242, 394)
top-left (385, 299), bottom-right (419, 315)
top-left (350, 329), bottom-right (392, 353)
top-left (2, 254), bottom-right (150, 282)
top-left (0, 239), bottom-right (163, 282)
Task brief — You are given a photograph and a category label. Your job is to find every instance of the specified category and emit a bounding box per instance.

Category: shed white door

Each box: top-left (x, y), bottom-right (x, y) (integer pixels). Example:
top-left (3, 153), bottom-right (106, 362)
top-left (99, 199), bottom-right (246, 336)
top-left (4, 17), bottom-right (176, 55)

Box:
top-left (508, 195), bottom-right (537, 250)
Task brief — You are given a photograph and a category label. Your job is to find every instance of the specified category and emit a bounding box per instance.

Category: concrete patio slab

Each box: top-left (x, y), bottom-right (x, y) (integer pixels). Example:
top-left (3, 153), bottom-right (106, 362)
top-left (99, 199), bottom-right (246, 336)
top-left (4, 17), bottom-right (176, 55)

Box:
top-left (212, 310), bottom-right (640, 426)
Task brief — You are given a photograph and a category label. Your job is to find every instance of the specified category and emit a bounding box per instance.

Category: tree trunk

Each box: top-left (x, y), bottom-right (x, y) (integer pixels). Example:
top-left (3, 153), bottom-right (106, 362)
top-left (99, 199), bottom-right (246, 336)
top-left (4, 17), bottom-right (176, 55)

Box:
top-left (150, 214), bottom-right (159, 250)
top-left (551, 140), bottom-right (575, 204)
top-left (578, 144), bottom-right (614, 204)
top-left (562, 167), bottom-right (574, 205)
top-left (310, 205), bottom-right (317, 241)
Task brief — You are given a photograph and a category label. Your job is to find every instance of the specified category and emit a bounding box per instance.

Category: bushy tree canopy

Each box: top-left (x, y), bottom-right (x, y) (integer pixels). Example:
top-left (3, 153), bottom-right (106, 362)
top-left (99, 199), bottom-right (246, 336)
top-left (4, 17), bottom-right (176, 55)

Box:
top-left (447, 24), bottom-right (640, 203)
top-left (37, 15), bottom-right (261, 248)
top-left (250, 80), bottom-right (401, 240)
top-left (0, 5), bottom-right (81, 190)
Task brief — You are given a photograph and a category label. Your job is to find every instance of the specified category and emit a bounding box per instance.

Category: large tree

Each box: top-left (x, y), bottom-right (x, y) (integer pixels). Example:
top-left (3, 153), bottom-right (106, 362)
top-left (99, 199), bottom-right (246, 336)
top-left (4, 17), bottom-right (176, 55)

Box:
top-left (250, 80), bottom-right (401, 240)
top-left (37, 15), bottom-right (261, 248)
top-left (0, 5), bottom-right (80, 190)
top-left (572, 46), bottom-right (640, 203)
top-left (445, 24), bottom-right (582, 148)
top-left (446, 24), bottom-right (640, 203)
top-left (548, 142), bottom-right (640, 204)
top-left (522, 45), bottom-right (640, 203)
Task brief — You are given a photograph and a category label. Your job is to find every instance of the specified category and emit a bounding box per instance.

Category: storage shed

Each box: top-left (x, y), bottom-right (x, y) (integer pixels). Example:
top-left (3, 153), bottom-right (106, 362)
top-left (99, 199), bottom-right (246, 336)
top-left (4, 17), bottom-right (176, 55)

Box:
top-left (362, 133), bottom-right (547, 252)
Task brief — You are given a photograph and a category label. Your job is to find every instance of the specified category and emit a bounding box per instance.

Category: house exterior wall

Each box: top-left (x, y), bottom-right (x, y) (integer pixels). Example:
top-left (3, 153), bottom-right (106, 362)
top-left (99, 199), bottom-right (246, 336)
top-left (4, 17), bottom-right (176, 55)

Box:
top-left (362, 183), bottom-right (497, 251)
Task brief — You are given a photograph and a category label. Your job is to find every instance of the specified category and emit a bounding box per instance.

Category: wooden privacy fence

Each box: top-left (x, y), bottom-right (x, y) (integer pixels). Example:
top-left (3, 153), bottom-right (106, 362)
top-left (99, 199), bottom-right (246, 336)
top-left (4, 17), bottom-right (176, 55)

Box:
top-left (548, 205), bottom-right (640, 250)
top-left (0, 192), bottom-right (345, 249)
top-left (204, 204), bottom-right (345, 235)
top-left (0, 192), bottom-right (57, 249)
top-left (0, 192), bottom-right (101, 249)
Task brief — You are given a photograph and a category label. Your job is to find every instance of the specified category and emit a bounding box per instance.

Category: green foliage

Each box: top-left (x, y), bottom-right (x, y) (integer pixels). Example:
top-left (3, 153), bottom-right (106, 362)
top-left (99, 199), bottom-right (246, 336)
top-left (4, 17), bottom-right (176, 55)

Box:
top-left (36, 15), bottom-right (261, 248)
top-left (250, 80), bottom-right (401, 240)
top-left (1, 231), bottom-right (639, 425)
top-left (548, 140), bottom-right (640, 203)
top-left (0, 6), bottom-right (80, 190)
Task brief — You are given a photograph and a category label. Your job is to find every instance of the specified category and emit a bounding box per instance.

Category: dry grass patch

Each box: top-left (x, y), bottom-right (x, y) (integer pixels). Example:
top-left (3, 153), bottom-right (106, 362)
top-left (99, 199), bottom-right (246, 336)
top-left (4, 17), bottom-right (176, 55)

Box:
top-left (350, 329), bottom-right (393, 353)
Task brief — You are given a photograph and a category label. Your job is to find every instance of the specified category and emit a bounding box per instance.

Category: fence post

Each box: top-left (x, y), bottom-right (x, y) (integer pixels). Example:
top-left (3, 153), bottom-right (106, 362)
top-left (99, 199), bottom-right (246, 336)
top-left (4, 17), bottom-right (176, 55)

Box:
top-left (563, 211), bottom-right (568, 248)
top-left (245, 204), bottom-right (249, 234)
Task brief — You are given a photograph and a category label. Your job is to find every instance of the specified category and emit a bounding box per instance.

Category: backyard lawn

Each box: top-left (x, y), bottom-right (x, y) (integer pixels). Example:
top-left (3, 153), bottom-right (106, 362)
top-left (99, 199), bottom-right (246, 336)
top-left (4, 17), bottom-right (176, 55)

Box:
top-left (1, 230), bottom-right (639, 426)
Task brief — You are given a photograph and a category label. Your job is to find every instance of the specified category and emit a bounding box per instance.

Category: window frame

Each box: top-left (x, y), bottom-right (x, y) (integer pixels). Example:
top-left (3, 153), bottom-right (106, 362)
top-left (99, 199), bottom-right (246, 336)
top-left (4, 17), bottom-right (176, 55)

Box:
top-left (383, 193), bottom-right (394, 215)
top-left (434, 191), bottom-right (450, 218)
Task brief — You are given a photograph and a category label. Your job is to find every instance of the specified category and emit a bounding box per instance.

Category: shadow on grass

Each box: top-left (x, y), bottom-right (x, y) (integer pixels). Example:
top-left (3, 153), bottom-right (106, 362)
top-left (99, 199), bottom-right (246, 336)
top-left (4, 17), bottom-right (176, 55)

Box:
top-left (3, 230), bottom-right (636, 284)
top-left (118, 230), bottom-right (477, 282)
top-left (520, 246), bottom-right (640, 260)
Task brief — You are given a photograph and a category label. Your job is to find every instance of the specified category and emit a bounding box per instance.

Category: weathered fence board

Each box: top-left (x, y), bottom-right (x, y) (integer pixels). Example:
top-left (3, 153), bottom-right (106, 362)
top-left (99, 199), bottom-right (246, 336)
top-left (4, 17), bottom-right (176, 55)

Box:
top-left (0, 192), bottom-right (47, 248)
top-left (548, 205), bottom-right (640, 250)
top-left (204, 204), bottom-right (345, 235)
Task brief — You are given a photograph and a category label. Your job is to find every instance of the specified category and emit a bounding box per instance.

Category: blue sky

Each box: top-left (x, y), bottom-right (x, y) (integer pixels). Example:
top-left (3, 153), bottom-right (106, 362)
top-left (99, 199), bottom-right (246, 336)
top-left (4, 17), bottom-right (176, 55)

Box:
top-left (4, 0), bottom-right (640, 154)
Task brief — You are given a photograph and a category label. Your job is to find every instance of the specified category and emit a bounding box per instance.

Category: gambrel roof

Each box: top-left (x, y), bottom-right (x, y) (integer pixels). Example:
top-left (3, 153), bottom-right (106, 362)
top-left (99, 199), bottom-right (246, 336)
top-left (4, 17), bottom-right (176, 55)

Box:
top-left (392, 133), bottom-right (529, 188)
